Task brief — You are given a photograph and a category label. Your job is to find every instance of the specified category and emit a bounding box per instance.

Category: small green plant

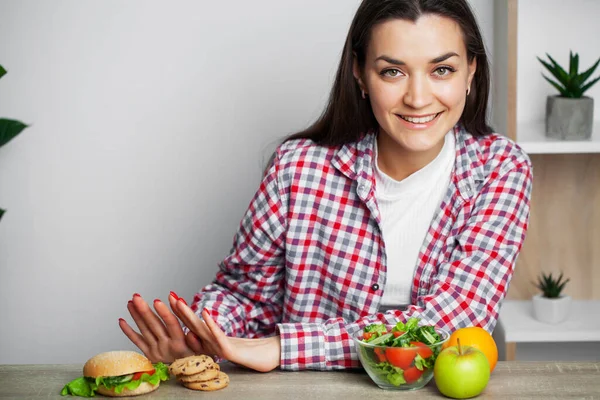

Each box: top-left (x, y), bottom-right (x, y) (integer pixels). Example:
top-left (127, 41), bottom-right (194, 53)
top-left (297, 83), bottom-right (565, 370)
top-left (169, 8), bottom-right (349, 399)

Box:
top-left (0, 64), bottom-right (29, 221)
top-left (534, 272), bottom-right (570, 299)
top-left (537, 51), bottom-right (600, 98)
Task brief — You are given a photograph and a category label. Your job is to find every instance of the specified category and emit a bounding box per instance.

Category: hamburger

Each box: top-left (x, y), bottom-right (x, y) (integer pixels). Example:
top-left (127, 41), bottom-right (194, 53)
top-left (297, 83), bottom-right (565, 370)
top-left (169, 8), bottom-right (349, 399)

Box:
top-left (61, 351), bottom-right (169, 397)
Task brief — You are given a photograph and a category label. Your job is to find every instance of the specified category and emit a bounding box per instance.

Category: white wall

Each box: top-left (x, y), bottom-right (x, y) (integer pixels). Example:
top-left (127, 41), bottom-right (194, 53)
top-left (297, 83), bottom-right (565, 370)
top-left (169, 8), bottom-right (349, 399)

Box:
top-left (517, 0), bottom-right (600, 123)
top-left (0, 0), bottom-right (492, 364)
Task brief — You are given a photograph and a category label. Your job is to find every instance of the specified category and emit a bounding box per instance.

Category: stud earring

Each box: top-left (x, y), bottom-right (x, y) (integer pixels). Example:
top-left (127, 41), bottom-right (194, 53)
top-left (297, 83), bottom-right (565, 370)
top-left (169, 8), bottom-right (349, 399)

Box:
top-left (467, 87), bottom-right (471, 96)
top-left (361, 89), bottom-right (367, 99)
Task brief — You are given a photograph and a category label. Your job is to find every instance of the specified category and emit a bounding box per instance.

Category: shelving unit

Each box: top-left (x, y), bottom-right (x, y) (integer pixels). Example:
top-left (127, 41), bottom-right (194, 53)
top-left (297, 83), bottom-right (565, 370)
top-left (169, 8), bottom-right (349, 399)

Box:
top-left (492, 0), bottom-right (600, 302)
top-left (495, 300), bottom-right (600, 361)
top-left (517, 121), bottom-right (600, 154)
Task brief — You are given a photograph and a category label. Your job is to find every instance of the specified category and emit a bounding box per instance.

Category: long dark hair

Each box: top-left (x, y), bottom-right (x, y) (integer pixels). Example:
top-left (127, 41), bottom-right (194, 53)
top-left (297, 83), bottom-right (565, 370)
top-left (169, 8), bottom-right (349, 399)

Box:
top-left (286, 0), bottom-right (492, 146)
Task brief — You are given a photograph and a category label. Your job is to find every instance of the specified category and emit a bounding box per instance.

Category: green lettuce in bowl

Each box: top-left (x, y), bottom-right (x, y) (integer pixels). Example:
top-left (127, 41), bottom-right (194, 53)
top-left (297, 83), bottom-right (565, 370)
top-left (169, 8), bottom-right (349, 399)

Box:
top-left (354, 317), bottom-right (449, 390)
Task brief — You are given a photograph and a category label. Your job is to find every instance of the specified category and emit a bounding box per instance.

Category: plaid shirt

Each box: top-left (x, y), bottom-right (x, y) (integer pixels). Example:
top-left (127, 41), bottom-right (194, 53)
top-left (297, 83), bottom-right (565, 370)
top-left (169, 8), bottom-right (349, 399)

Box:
top-left (191, 124), bottom-right (532, 371)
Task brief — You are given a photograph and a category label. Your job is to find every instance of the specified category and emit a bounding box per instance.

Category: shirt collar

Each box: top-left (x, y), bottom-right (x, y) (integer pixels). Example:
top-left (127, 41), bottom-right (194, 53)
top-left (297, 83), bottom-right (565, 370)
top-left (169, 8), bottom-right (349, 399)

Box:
top-left (331, 124), bottom-right (485, 201)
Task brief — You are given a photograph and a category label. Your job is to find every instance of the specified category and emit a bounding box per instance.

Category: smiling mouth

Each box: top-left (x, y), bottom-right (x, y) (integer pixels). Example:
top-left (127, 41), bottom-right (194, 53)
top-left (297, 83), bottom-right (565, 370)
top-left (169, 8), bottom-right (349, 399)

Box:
top-left (397, 112), bottom-right (442, 124)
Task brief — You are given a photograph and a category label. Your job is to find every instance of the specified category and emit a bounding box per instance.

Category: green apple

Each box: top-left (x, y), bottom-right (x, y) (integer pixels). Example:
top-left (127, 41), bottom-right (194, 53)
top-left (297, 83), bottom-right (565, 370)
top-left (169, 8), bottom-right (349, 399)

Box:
top-left (433, 340), bottom-right (490, 399)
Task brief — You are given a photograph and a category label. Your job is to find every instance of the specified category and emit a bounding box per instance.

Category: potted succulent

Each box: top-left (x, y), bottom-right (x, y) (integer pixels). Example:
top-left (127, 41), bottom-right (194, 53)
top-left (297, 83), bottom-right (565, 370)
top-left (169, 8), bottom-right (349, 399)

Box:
top-left (532, 272), bottom-right (571, 324)
top-left (537, 51), bottom-right (600, 140)
top-left (0, 64), bottom-right (28, 222)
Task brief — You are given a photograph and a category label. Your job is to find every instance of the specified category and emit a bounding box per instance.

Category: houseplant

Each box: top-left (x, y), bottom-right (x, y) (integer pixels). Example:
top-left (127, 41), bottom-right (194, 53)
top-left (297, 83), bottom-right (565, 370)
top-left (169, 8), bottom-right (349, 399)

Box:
top-left (0, 64), bottom-right (28, 222)
top-left (532, 272), bottom-right (571, 324)
top-left (537, 51), bottom-right (600, 140)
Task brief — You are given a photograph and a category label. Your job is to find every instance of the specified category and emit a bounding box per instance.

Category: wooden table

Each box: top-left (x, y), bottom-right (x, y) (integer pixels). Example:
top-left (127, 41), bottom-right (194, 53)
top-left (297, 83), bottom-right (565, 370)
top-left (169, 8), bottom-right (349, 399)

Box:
top-left (496, 300), bottom-right (600, 360)
top-left (1, 361), bottom-right (599, 399)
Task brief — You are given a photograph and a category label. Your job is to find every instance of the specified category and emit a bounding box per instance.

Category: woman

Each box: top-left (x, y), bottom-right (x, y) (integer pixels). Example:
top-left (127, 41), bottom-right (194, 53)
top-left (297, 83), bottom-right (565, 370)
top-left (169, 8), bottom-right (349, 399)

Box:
top-left (120, 0), bottom-right (532, 372)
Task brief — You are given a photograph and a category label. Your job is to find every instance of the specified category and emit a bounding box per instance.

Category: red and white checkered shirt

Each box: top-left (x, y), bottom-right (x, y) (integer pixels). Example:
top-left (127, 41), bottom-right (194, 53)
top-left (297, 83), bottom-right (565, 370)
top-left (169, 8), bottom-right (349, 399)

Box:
top-left (190, 124), bottom-right (532, 371)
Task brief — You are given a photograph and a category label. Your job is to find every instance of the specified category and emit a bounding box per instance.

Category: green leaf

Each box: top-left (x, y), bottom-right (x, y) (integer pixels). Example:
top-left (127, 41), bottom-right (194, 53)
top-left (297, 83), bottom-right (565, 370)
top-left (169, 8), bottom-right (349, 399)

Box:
top-left (538, 57), bottom-right (565, 83)
top-left (0, 65), bottom-right (6, 80)
top-left (542, 75), bottom-right (569, 96)
top-left (364, 324), bottom-right (388, 335)
top-left (546, 53), bottom-right (570, 83)
top-left (569, 51), bottom-right (579, 77)
top-left (61, 377), bottom-right (98, 397)
top-left (153, 362), bottom-right (170, 382)
top-left (580, 75), bottom-right (600, 96)
top-left (387, 369), bottom-right (406, 387)
top-left (0, 118), bottom-right (28, 147)
top-left (368, 332), bottom-right (393, 345)
top-left (578, 57), bottom-right (600, 86)
top-left (415, 326), bottom-right (439, 345)
top-left (404, 317), bottom-right (419, 332)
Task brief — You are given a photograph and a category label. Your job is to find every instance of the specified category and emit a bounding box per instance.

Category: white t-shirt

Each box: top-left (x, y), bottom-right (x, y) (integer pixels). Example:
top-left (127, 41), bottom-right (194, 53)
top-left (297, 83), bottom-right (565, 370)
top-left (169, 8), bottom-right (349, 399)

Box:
top-left (374, 130), bottom-right (456, 306)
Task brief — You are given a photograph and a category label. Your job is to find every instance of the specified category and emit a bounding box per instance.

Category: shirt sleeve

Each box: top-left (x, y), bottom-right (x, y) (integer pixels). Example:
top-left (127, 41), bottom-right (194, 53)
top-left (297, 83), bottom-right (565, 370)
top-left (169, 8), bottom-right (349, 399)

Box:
top-left (277, 160), bottom-right (533, 371)
top-left (188, 150), bottom-right (288, 338)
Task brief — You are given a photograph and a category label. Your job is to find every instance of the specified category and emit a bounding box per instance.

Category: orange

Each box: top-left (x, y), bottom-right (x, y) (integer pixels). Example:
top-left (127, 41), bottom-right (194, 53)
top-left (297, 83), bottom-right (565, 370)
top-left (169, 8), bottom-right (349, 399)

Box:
top-left (442, 327), bottom-right (498, 372)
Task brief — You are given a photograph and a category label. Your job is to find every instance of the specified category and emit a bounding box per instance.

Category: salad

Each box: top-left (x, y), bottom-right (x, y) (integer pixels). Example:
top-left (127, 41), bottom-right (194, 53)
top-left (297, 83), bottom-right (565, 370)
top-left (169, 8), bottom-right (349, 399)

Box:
top-left (357, 317), bottom-right (445, 387)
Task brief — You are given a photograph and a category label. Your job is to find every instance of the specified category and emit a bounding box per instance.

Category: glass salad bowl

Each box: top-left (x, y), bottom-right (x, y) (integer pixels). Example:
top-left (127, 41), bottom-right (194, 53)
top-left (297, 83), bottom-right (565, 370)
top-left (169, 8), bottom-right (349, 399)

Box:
top-left (353, 319), bottom-right (449, 391)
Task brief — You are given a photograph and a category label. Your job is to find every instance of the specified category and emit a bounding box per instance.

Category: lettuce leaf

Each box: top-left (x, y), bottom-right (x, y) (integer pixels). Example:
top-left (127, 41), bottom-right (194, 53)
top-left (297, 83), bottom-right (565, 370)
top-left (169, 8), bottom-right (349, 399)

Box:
top-left (61, 377), bottom-right (98, 397)
top-left (61, 362), bottom-right (169, 397)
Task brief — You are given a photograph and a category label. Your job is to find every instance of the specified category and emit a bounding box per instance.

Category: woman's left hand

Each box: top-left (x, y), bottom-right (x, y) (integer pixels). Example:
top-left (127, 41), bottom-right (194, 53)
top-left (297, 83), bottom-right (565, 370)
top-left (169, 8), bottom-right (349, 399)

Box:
top-left (119, 293), bottom-right (205, 363)
top-left (175, 301), bottom-right (281, 373)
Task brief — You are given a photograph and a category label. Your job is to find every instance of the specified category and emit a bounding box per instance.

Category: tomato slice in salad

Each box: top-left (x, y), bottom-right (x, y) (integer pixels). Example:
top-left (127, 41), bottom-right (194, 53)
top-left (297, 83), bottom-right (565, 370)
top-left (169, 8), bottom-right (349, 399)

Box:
top-left (403, 366), bottom-right (424, 384)
top-left (374, 347), bottom-right (387, 363)
top-left (393, 330), bottom-right (405, 338)
top-left (385, 347), bottom-right (417, 369)
top-left (132, 369), bottom-right (155, 381)
top-left (410, 341), bottom-right (433, 358)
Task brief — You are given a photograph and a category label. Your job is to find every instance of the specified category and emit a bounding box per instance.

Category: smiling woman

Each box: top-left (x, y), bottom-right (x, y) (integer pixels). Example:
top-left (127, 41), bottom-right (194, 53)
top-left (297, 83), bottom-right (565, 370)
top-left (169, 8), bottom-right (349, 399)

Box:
top-left (120, 0), bottom-right (532, 373)
top-left (356, 14), bottom-right (478, 180)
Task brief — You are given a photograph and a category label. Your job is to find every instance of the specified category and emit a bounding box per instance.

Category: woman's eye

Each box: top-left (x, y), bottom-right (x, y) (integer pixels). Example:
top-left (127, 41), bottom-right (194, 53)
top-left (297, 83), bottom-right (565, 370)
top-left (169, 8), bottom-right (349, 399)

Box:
top-left (382, 69), bottom-right (401, 77)
top-left (434, 66), bottom-right (455, 77)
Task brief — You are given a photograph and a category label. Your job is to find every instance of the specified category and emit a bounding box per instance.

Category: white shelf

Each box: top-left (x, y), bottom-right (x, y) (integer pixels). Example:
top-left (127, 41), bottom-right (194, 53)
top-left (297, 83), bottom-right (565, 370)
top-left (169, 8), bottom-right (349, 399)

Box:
top-left (516, 121), bottom-right (600, 154)
top-left (497, 300), bottom-right (600, 343)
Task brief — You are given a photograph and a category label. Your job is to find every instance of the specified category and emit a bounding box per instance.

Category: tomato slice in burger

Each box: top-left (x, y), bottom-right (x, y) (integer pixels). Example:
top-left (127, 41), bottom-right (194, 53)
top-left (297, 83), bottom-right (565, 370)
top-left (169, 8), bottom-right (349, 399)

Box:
top-left (132, 369), bottom-right (155, 381)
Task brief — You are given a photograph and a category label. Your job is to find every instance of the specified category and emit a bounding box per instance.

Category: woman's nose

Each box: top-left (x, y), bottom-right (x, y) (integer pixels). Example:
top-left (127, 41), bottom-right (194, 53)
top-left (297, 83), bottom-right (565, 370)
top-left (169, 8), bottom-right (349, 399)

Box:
top-left (403, 76), bottom-right (433, 109)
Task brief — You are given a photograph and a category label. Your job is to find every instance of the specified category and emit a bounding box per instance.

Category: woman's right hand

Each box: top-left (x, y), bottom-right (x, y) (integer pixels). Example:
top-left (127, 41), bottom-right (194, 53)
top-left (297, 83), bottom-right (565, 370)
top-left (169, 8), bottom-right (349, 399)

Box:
top-left (119, 292), bottom-right (207, 364)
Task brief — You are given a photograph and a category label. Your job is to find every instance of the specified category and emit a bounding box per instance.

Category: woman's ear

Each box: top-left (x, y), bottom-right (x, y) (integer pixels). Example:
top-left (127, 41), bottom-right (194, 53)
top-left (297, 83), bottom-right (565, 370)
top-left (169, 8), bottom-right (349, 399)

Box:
top-left (467, 57), bottom-right (477, 92)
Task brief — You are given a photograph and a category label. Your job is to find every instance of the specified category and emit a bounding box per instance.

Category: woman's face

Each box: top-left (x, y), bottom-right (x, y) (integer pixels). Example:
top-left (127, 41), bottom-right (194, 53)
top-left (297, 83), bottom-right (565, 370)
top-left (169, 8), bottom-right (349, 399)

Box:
top-left (354, 14), bottom-right (476, 158)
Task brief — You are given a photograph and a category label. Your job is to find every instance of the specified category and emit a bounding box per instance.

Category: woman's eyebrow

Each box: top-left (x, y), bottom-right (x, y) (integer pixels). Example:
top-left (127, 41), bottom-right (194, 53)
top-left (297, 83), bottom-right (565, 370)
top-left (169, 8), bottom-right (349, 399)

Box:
top-left (375, 52), bottom-right (459, 65)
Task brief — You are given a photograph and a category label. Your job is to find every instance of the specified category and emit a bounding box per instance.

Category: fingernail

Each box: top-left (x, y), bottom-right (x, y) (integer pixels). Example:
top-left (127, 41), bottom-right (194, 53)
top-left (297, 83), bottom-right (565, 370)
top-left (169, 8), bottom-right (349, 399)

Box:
top-left (203, 308), bottom-right (209, 315)
top-left (169, 291), bottom-right (179, 300)
top-left (118, 318), bottom-right (125, 323)
top-left (133, 293), bottom-right (141, 298)
top-left (178, 297), bottom-right (188, 306)
top-left (127, 300), bottom-right (133, 306)
top-left (154, 298), bottom-right (161, 304)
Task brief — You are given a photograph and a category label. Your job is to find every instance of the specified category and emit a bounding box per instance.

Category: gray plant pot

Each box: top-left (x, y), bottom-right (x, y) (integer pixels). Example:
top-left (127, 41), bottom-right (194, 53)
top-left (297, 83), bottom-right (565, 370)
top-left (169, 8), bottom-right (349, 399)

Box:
top-left (545, 95), bottom-right (594, 140)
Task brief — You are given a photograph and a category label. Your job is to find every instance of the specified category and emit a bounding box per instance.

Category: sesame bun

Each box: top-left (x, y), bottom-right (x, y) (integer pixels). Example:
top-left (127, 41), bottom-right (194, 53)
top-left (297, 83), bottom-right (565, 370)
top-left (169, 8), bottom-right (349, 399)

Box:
top-left (83, 351), bottom-right (159, 397)
top-left (96, 382), bottom-right (159, 397)
top-left (84, 351), bottom-right (154, 378)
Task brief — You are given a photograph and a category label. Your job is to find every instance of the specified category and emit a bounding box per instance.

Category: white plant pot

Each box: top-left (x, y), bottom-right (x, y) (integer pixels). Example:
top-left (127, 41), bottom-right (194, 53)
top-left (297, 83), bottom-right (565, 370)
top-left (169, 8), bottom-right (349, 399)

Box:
top-left (532, 294), bottom-right (571, 324)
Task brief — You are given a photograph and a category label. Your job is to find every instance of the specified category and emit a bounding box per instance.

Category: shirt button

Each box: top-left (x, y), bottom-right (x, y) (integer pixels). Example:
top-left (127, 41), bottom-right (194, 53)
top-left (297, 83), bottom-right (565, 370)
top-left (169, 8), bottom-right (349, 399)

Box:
top-left (371, 283), bottom-right (380, 291)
